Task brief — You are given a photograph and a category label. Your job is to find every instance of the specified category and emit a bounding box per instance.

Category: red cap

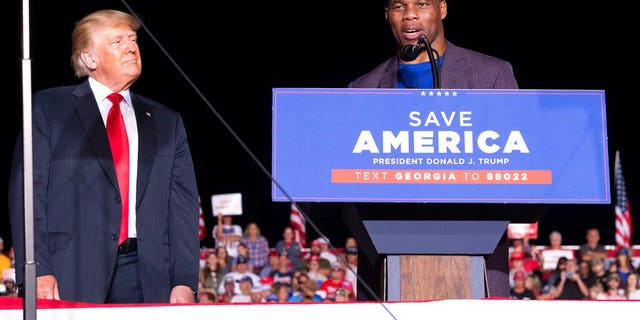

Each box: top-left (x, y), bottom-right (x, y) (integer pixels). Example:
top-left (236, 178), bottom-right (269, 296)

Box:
top-left (514, 271), bottom-right (526, 280)
top-left (510, 251), bottom-right (524, 260)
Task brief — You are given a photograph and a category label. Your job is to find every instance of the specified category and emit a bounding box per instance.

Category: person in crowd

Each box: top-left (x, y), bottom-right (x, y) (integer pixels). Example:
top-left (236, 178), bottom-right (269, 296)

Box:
top-left (545, 256), bottom-right (568, 288)
top-left (8, 9), bottom-right (200, 304)
top-left (320, 262), bottom-right (353, 301)
top-left (538, 231), bottom-right (572, 282)
top-left (508, 251), bottom-right (529, 288)
top-left (625, 271), bottom-right (640, 299)
top-left (213, 214), bottom-right (243, 258)
top-left (588, 282), bottom-right (605, 300)
top-left (216, 245), bottom-right (233, 275)
top-left (288, 277), bottom-right (323, 302)
top-left (595, 272), bottom-right (627, 300)
top-left (242, 222), bottom-right (270, 274)
top-left (0, 237), bottom-right (12, 273)
top-left (316, 238), bottom-right (338, 265)
top-left (509, 271), bottom-right (536, 300)
top-left (250, 285), bottom-right (264, 303)
top-left (578, 228), bottom-right (608, 264)
top-left (259, 251), bottom-right (279, 278)
top-left (578, 259), bottom-right (591, 284)
top-left (260, 279), bottom-right (274, 302)
top-left (197, 290), bottom-right (216, 304)
top-left (333, 287), bottom-right (350, 302)
top-left (608, 246), bottom-right (635, 288)
top-left (272, 283), bottom-right (291, 302)
top-left (537, 283), bottom-right (556, 300)
top-left (544, 231), bottom-right (566, 251)
top-left (269, 249), bottom-right (296, 289)
top-left (306, 254), bottom-right (328, 286)
top-left (216, 276), bottom-right (236, 303)
top-left (264, 293), bottom-right (280, 303)
top-left (288, 270), bottom-right (303, 294)
top-left (347, 0), bottom-right (518, 296)
top-left (304, 239), bottom-right (337, 265)
top-left (198, 250), bottom-right (224, 294)
top-left (230, 276), bottom-right (254, 303)
top-left (343, 246), bottom-right (358, 297)
top-left (585, 256), bottom-right (610, 292)
top-left (509, 238), bottom-right (539, 276)
top-left (1, 279), bottom-right (18, 298)
top-left (340, 280), bottom-right (357, 301)
top-left (296, 272), bottom-right (311, 292)
top-left (231, 242), bottom-right (254, 272)
top-left (552, 258), bottom-right (589, 300)
top-left (524, 273), bottom-right (543, 299)
top-left (217, 254), bottom-right (260, 295)
top-left (274, 226), bottom-right (302, 271)
top-left (344, 236), bottom-right (358, 250)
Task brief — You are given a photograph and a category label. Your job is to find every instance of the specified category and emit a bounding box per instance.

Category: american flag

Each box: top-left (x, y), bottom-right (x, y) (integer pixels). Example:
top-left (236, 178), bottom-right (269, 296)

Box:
top-left (290, 203), bottom-right (307, 247)
top-left (615, 150), bottom-right (632, 249)
top-left (198, 196), bottom-right (206, 241)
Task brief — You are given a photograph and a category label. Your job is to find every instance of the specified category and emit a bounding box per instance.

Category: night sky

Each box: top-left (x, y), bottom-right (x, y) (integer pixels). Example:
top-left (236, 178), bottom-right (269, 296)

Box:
top-left (2, 1), bottom-right (636, 251)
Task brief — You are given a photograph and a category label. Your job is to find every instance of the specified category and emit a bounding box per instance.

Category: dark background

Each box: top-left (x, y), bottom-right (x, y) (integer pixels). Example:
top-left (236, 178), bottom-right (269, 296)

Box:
top-left (1, 1), bottom-right (637, 251)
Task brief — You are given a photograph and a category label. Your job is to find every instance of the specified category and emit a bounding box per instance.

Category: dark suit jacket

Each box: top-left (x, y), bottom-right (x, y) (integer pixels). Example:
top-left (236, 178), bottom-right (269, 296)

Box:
top-left (9, 80), bottom-right (200, 303)
top-left (348, 41), bottom-right (518, 89)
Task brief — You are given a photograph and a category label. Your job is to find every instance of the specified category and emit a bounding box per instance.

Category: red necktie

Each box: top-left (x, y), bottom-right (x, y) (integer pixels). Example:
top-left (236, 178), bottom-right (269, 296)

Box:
top-left (106, 93), bottom-right (129, 245)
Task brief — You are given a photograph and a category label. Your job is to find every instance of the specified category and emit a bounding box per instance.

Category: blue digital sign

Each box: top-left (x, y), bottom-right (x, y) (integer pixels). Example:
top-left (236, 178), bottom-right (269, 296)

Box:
top-left (272, 88), bottom-right (609, 204)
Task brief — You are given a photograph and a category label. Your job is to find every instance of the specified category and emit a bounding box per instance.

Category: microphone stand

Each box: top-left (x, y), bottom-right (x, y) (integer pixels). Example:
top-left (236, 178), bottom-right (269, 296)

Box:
top-left (418, 34), bottom-right (441, 89)
top-left (21, 0), bottom-right (37, 319)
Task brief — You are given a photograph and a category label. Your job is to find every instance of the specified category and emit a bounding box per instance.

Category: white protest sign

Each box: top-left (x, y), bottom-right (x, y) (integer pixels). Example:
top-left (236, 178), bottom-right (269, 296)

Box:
top-left (211, 193), bottom-right (243, 216)
top-left (541, 249), bottom-right (575, 270)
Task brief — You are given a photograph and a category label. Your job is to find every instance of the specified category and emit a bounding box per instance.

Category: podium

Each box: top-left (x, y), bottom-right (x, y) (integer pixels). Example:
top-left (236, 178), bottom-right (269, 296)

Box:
top-left (272, 88), bottom-right (610, 300)
top-left (340, 203), bottom-right (547, 300)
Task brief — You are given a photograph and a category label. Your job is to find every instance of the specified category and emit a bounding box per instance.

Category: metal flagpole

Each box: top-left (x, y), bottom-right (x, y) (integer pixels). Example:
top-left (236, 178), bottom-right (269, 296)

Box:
top-left (21, 0), bottom-right (37, 318)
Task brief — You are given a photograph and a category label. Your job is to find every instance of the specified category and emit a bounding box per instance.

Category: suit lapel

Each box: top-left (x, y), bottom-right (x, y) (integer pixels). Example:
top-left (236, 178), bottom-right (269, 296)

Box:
top-left (439, 41), bottom-right (462, 88)
top-left (131, 94), bottom-right (156, 209)
top-left (73, 83), bottom-right (120, 191)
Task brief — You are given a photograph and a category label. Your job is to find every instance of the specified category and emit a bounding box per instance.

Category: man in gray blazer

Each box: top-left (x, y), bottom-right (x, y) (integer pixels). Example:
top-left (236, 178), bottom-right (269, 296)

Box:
top-left (9, 9), bottom-right (200, 303)
top-left (349, 0), bottom-right (517, 90)
top-left (348, 0), bottom-right (518, 299)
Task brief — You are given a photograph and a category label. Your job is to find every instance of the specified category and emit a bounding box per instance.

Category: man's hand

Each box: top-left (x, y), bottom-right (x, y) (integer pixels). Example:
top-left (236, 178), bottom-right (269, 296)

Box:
top-left (37, 275), bottom-right (60, 300)
top-left (170, 285), bottom-right (195, 303)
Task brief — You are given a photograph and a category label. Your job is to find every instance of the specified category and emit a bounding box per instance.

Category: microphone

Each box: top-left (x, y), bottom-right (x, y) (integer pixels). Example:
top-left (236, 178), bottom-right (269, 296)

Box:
top-left (398, 34), bottom-right (441, 88)
top-left (399, 34), bottom-right (428, 61)
top-left (400, 41), bottom-right (423, 61)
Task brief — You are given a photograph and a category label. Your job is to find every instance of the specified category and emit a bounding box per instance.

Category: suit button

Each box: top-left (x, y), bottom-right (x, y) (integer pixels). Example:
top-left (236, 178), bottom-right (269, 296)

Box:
top-left (114, 195), bottom-right (121, 204)
top-left (111, 234), bottom-right (118, 240)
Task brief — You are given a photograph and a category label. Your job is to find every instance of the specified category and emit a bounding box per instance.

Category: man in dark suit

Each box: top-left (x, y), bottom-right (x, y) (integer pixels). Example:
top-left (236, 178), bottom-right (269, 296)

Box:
top-left (347, 0), bottom-right (518, 298)
top-left (8, 9), bottom-right (200, 303)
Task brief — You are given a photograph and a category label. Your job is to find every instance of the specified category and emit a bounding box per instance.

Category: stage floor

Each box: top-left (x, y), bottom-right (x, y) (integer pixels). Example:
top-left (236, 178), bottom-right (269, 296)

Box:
top-left (1, 297), bottom-right (638, 320)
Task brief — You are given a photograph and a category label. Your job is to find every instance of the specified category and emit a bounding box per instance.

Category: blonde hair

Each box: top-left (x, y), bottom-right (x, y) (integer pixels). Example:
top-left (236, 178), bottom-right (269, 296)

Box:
top-left (70, 9), bottom-right (141, 77)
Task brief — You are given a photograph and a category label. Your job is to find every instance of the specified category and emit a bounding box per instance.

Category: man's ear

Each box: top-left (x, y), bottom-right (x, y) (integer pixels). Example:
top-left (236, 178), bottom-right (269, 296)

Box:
top-left (80, 51), bottom-right (97, 69)
top-left (440, 0), bottom-right (448, 20)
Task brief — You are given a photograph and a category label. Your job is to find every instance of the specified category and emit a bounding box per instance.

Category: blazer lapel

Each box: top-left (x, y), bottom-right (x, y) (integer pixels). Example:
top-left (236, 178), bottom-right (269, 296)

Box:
top-left (131, 94), bottom-right (156, 208)
top-left (439, 41), bottom-right (463, 88)
top-left (73, 83), bottom-right (120, 191)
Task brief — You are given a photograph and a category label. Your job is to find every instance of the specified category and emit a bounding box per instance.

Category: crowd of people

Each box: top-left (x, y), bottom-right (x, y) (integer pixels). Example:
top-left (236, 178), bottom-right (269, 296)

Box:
top-left (4, 223), bottom-right (639, 302)
top-left (508, 228), bottom-right (638, 300)
top-left (196, 216), bottom-right (359, 303)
